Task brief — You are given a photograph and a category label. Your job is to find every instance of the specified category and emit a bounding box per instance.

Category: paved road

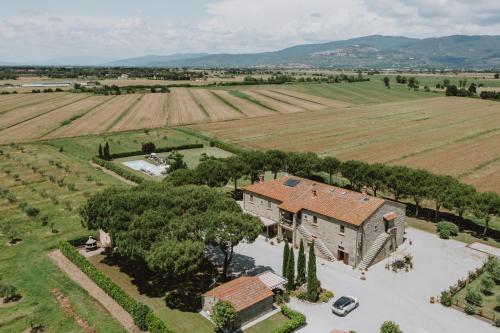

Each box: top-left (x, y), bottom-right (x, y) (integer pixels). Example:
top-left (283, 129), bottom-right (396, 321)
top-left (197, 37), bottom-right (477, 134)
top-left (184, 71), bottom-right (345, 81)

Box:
top-left (232, 228), bottom-right (496, 333)
top-left (48, 250), bottom-right (140, 333)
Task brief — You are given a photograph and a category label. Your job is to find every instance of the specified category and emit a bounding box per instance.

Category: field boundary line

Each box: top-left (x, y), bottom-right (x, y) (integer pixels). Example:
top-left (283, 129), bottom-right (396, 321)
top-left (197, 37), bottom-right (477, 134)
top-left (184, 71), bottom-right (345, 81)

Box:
top-left (269, 89), bottom-right (327, 106)
top-left (385, 127), bottom-right (500, 164)
top-left (457, 155), bottom-right (500, 179)
top-left (40, 96), bottom-right (117, 139)
top-left (253, 90), bottom-right (307, 108)
top-left (229, 90), bottom-right (278, 112)
top-left (0, 93), bottom-right (68, 116)
top-left (48, 249), bottom-right (140, 332)
top-left (162, 92), bottom-right (170, 126)
top-left (106, 94), bottom-right (145, 131)
top-left (0, 95), bottom-right (91, 131)
top-left (188, 89), bottom-right (212, 120)
top-left (209, 90), bottom-right (246, 116)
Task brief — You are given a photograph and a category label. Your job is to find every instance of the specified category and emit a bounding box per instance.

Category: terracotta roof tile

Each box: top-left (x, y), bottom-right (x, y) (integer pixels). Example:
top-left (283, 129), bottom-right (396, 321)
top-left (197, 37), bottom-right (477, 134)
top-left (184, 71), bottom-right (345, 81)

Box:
top-left (204, 276), bottom-right (273, 311)
top-left (383, 212), bottom-right (398, 221)
top-left (243, 176), bottom-right (385, 226)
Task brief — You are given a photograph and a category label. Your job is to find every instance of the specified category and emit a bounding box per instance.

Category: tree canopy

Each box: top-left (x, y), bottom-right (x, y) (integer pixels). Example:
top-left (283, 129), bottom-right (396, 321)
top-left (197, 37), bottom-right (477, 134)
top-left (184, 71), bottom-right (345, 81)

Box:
top-left (80, 183), bottom-right (261, 278)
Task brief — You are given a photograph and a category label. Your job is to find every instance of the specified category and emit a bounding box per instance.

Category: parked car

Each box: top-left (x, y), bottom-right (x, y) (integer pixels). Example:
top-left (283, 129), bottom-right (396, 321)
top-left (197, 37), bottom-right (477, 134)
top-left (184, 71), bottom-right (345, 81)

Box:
top-left (331, 296), bottom-right (359, 316)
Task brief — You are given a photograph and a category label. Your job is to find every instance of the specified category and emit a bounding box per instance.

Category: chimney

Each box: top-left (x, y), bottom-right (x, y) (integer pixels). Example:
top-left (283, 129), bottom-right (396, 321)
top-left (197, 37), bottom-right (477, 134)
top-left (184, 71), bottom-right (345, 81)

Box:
top-left (259, 174), bottom-right (264, 183)
top-left (361, 186), bottom-right (368, 195)
top-left (312, 183), bottom-right (317, 197)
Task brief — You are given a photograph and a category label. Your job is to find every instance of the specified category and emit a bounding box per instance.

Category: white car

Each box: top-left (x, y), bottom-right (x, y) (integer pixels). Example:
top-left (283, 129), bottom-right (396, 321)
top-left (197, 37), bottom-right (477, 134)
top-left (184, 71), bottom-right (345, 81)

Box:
top-left (331, 295), bottom-right (359, 316)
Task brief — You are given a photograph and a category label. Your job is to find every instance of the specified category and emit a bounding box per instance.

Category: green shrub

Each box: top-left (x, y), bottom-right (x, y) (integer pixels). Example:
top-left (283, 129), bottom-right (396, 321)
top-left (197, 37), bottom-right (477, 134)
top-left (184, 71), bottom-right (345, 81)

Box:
top-left (464, 303), bottom-right (476, 315)
top-left (380, 320), bottom-right (402, 333)
top-left (59, 241), bottom-right (172, 332)
top-left (440, 291), bottom-right (452, 307)
top-left (319, 290), bottom-right (334, 303)
top-left (436, 221), bottom-right (458, 239)
top-left (25, 206), bottom-right (40, 217)
top-left (465, 288), bottom-right (483, 306)
top-left (486, 257), bottom-right (500, 283)
top-left (270, 305), bottom-right (306, 333)
top-left (132, 302), bottom-right (151, 330)
top-left (480, 276), bottom-right (495, 295)
top-left (211, 300), bottom-right (237, 332)
top-left (494, 318), bottom-right (500, 327)
top-left (0, 284), bottom-right (18, 302)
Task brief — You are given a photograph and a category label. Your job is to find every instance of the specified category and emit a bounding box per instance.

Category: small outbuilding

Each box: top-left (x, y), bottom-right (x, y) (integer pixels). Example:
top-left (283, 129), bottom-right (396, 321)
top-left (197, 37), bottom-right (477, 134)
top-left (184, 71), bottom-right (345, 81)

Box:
top-left (85, 236), bottom-right (98, 252)
top-left (202, 276), bottom-right (274, 327)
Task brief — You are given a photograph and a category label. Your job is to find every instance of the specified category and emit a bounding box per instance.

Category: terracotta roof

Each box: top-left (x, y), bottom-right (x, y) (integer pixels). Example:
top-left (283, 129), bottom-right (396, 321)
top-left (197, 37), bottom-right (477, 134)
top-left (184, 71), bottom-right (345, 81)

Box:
top-left (204, 276), bottom-right (273, 311)
top-left (383, 212), bottom-right (398, 221)
top-left (243, 176), bottom-right (385, 226)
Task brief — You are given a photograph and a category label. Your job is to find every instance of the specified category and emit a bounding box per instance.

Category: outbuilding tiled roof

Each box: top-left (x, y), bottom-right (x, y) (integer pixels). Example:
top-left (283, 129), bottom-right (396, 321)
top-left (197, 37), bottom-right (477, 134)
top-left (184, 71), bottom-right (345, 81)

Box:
top-left (204, 276), bottom-right (273, 311)
top-left (243, 176), bottom-right (385, 226)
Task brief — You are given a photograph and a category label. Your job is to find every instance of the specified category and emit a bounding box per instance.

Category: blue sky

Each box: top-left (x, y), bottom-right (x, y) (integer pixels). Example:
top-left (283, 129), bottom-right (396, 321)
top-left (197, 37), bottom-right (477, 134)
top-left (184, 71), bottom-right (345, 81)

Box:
top-left (1, 0), bottom-right (500, 64)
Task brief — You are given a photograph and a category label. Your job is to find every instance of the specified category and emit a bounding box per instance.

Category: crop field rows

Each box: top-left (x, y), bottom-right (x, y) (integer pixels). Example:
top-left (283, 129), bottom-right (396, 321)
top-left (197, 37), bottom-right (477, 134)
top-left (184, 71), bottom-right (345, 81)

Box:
top-left (0, 86), bottom-right (347, 144)
top-left (191, 96), bottom-right (500, 193)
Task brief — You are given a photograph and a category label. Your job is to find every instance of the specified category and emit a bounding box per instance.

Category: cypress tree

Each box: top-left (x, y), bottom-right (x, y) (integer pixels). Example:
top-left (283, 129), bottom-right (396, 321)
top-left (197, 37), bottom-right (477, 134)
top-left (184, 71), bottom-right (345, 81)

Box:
top-left (104, 142), bottom-right (110, 160)
top-left (98, 144), bottom-right (103, 158)
top-left (282, 241), bottom-right (289, 278)
top-left (296, 239), bottom-right (306, 286)
top-left (307, 241), bottom-right (318, 301)
top-left (286, 247), bottom-right (295, 291)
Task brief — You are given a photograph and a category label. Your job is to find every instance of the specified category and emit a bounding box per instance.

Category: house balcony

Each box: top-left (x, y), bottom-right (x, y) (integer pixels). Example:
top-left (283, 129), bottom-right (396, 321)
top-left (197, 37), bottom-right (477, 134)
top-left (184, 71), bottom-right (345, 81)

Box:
top-left (280, 217), bottom-right (294, 229)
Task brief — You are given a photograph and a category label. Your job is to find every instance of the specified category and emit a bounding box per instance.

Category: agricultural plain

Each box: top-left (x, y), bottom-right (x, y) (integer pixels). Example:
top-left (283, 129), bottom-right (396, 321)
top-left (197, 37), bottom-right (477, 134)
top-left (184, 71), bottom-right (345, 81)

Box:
top-left (191, 96), bottom-right (500, 193)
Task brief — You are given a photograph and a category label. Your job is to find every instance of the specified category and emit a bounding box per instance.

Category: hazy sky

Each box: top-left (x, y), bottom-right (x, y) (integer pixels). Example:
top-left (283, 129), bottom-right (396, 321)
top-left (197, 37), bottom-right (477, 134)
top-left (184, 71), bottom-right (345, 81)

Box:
top-left (2, 0), bottom-right (500, 63)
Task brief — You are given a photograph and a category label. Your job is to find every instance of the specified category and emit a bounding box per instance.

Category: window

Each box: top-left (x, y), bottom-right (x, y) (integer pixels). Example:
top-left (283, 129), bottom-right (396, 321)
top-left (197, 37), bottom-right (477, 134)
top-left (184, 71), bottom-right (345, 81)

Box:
top-left (312, 216), bottom-right (318, 226)
top-left (340, 225), bottom-right (345, 234)
top-left (374, 225), bottom-right (378, 232)
top-left (267, 201), bottom-right (271, 209)
top-left (250, 195), bottom-right (254, 203)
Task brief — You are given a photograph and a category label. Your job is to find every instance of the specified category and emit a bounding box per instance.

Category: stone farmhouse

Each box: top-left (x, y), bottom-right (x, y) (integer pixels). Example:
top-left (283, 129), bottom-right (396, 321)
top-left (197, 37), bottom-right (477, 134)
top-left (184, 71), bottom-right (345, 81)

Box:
top-left (242, 176), bottom-right (406, 269)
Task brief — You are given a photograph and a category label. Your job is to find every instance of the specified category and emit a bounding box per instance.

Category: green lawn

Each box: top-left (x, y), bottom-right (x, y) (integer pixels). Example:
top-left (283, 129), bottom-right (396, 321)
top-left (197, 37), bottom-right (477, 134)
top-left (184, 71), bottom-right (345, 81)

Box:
top-left (0, 143), bottom-right (126, 332)
top-left (244, 312), bottom-right (288, 333)
top-left (452, 270), bottom-right (500, 321)
top-left (45, 127), bottom-right (206, 161)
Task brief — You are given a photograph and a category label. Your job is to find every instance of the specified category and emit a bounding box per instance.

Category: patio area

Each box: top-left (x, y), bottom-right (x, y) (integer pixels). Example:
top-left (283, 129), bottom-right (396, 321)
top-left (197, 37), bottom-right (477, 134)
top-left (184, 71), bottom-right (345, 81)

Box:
top-left (232, 227), bottom-right (496, 333)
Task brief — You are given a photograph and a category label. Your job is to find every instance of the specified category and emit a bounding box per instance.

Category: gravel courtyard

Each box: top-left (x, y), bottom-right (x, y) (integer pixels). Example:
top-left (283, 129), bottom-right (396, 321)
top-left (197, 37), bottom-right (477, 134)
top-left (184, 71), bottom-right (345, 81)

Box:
top-left (232, 228), bottom-right (495, 333)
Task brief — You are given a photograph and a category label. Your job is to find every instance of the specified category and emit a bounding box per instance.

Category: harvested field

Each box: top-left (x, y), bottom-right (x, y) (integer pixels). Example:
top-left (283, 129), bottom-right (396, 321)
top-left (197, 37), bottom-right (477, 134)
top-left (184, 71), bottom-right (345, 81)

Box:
top-left (167, 88), bottom-right (208, 125)
top-left (269, 88), bottom-right (352, 108)
top-left (189, 89), bottom-right (241, 121)
top-left (190, 97), bottom-right (500, 193)
top-left (254, 89), bottom-right (327, 110)
top-left (0, 96), bottom-right (112, 144)
top-left (0, 93), bottom-right (66, 113)
top-left (0, 94), bottom-right (88, 130)
top-left (110, 93), bottom-right (168, 131)
top-left (243, 90), bottom-right (305, 113)
top-left (45, 95), bottom-right (140, 137)
top-left (210, 90), bottom-right (272, 117)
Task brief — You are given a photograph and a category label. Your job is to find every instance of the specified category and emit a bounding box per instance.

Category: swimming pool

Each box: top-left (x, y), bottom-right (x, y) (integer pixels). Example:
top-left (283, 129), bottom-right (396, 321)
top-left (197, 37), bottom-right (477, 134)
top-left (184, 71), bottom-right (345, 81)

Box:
top-left (122, 160), bottom-right (167, 176)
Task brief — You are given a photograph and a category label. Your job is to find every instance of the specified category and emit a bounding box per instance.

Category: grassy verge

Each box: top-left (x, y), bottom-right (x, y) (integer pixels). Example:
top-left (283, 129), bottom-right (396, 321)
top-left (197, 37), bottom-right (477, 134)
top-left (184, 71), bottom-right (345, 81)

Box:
top-left (244, 312), bottom-right (288, 332)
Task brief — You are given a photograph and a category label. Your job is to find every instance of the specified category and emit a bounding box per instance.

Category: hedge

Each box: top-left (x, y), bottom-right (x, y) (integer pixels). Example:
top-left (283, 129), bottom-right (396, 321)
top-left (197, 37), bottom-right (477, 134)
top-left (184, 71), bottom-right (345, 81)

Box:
top-left (209, 139), bottom-right (245, 155)
top-left (270, 305), bottom-right (306, 333)
top-left (109, 143), bottom-right (204, 159)
top-left (59, 241), bottom-right (173, 333)
top-left (92, 156), bottom-right (145, 184)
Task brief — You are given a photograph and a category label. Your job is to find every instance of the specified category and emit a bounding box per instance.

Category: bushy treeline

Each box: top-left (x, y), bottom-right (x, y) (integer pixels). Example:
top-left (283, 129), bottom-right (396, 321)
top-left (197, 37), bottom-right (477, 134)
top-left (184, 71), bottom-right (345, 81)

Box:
top-left (73, 83), bottom-right (169, 95)
top-left (270, 305), bottom-right (306, 333)
top-left (59, 241), bottom-right (173, 333)
top-left (297, 73), bottom-right (370, 83)
top-left (479, 91), bottom-right (500, 100)
top-left (173, 144), bottom-right (499, 235)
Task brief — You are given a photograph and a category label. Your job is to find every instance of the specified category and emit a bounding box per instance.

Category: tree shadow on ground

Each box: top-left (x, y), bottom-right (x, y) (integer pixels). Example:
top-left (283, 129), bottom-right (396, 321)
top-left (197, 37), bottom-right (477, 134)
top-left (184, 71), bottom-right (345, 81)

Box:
top-left (205, 246), bottom-right (273, 277)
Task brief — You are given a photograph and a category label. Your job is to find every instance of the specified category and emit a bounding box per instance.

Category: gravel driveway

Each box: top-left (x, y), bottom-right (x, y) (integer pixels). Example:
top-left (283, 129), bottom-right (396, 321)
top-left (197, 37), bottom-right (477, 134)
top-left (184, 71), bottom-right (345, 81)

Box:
top-left (232, 228), bottom-right (495, 333)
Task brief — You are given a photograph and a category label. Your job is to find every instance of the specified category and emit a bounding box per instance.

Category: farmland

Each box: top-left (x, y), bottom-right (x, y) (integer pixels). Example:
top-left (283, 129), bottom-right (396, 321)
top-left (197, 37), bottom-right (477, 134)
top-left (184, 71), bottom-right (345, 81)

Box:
top-left (191, 95), bottom-right (500, 193)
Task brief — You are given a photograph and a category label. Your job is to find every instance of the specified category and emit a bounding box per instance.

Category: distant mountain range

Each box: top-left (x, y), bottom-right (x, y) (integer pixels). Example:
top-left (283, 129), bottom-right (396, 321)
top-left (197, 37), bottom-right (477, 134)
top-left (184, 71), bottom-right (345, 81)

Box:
top-left (2, 35), bottom-right (500, 69)
top-left (101, 35), bottom-right (500, 69)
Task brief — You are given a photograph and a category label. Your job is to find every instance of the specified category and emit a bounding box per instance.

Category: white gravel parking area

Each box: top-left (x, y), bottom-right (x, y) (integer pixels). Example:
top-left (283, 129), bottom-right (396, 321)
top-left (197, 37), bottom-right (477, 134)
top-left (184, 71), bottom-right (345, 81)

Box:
top-left (232, 228), bottom-right (495, 333)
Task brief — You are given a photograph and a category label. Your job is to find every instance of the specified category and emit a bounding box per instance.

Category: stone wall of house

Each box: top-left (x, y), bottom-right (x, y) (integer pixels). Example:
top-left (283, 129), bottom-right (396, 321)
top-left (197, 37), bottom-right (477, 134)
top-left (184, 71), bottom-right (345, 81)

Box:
top-left (243, 192), bottom-right (280, 222)
top-left (300, 210), bottom-right (359, 266)
top-left (236, 297), bottom-right (274, 327)
top-left (202, 295), bottom-right (217, 314)
top-left (360, 200), bottom-right (406, 266)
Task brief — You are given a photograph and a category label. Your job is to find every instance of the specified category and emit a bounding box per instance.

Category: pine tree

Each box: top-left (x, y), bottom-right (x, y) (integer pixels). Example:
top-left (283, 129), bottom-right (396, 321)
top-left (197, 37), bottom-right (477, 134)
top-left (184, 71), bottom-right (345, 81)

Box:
top-left (98, 144), bottom-right (103, 158)
top-left (282, 241), bottom-right (289, 278)
top-left (286, 247), bottom-right (295, 291)
top-left (296, 239), bottom-right (306, 286)
top-left (307, 241), bottom-right (318, 301)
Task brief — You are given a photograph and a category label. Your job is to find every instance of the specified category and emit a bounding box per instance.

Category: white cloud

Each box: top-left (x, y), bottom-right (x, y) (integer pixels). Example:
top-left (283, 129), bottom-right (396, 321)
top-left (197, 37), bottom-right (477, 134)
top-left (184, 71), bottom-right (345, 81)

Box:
top-left (1, 0), bottom-right (500, 63)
